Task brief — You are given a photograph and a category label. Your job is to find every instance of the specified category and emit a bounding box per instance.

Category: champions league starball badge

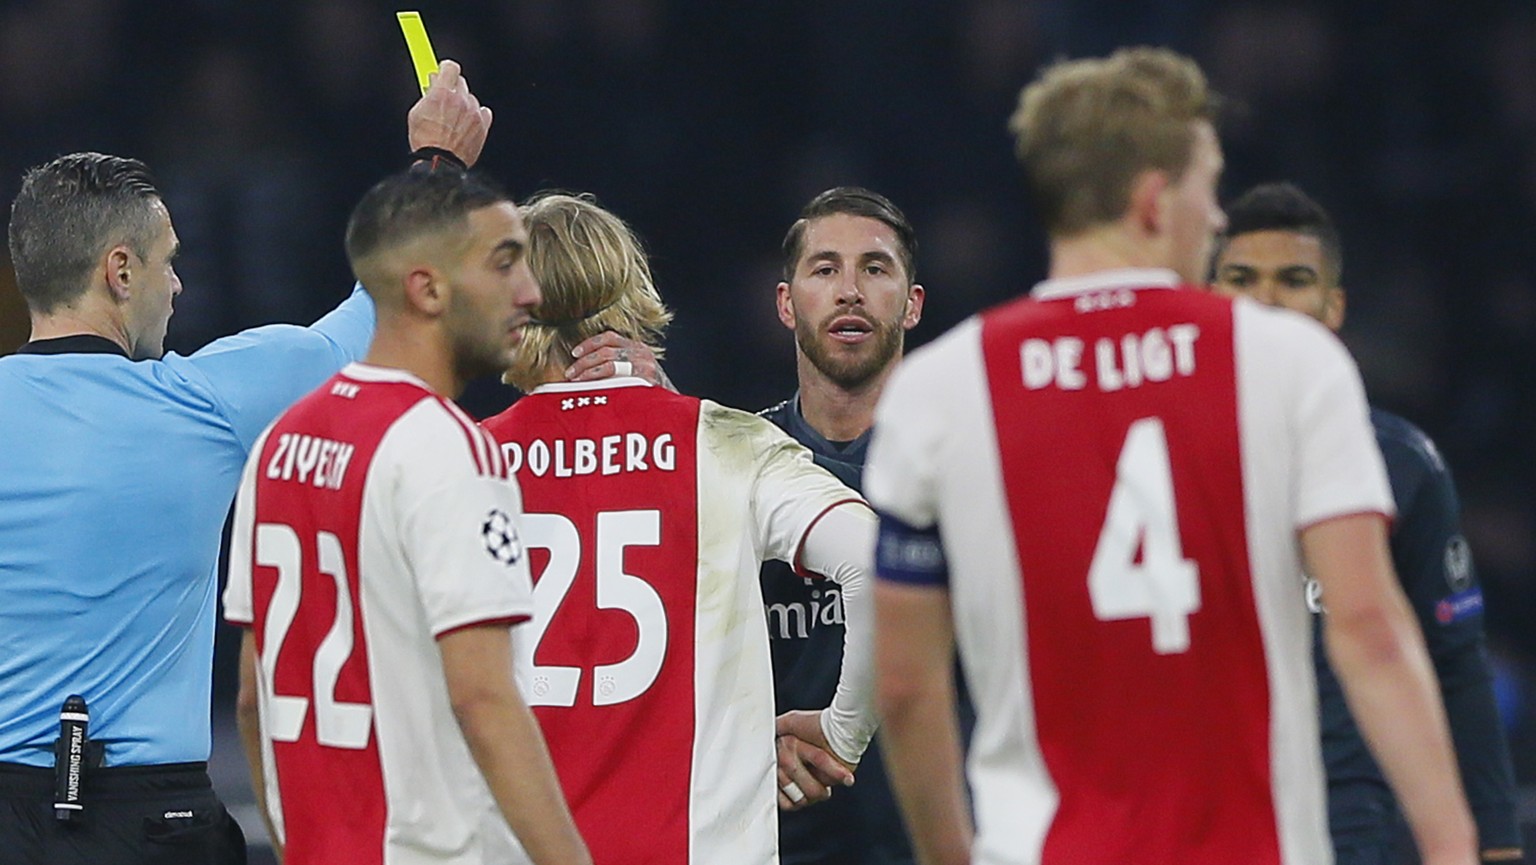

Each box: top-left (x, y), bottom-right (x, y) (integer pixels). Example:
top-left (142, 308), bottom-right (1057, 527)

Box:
top-left (481, 509), bottom-right (523, 566)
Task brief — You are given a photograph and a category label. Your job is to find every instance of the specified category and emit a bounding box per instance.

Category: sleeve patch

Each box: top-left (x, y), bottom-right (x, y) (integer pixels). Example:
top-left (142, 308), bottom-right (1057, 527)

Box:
top-left (481, 508), bottom-right (525, 567)
top-left (1443, 535), bottom-right (1474, 592)
top-left (875, 511), bottom-right (949, 586)
top-left (1435, 588), bottom-right (1483, 625)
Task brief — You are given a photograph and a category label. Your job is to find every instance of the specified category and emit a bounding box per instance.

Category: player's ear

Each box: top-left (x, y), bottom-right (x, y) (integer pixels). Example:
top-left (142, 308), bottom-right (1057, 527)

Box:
top-left (403, 266), bottom-right (447, 316)
top-left (775, 281), bottom-right (796, 331)
top-left (1128, 169), bottom-right (1170, 238)
top-left (104, 245), bottom-right (134, 303)
top-left (903, 284), bottom-right (925, 330)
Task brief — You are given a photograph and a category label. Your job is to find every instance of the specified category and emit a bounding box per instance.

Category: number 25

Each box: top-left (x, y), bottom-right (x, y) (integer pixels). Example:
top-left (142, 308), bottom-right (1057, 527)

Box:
top-left (521, 510), bottom-right (667, 707)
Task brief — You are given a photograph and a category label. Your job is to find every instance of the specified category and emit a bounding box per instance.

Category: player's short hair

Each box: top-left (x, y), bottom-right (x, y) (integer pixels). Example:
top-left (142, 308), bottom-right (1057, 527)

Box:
top-left (1218, 182), bottom-right (1344, 282)
top-left (502, 192), bottom-right (673, 393)
top-left (1009, 47), bottom-right (1220, 237)
top-left (781, 186), bottom-right (917, 284)
top-left (344, 165), bottom-right (511, 297)
top-left (8, 152), bottom-right (163, 314)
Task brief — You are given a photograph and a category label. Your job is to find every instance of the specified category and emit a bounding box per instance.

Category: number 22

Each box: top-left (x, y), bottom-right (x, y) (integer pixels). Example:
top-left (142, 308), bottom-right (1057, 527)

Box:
top-left (254, 524), bottom-right (373, 749)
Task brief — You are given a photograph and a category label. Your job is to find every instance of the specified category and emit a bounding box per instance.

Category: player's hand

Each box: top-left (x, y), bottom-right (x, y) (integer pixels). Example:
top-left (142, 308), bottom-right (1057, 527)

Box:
top-left (407, 59), bottom-right (493, 166)
top-left (775, 733), bottom-right (853, 811)
top-left (774, 709), bottom-right (860, 811)
top-left (567, 332), bottom-right (675, 391)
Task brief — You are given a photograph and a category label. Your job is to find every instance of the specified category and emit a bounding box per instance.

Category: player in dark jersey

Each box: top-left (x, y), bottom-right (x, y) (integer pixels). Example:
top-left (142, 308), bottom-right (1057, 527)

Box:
top-left (758, 186), bottom-right (925, 865)
top-left (1211, 182), bottom-right (1522, 865)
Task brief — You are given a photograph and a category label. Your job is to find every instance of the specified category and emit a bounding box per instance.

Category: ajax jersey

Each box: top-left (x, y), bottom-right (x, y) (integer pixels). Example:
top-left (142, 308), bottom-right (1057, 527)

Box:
top-left (865, 269), bottom-right (1394, 865)
top-left (483, 378), bottom-right (864, 865)
top-left (225, 363), bottom-right (535, 865)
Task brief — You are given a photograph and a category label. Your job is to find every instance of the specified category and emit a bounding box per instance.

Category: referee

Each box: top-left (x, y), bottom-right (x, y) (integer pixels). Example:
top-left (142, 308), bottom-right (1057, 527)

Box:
top-left (0, 61), bottom-right (491, 864)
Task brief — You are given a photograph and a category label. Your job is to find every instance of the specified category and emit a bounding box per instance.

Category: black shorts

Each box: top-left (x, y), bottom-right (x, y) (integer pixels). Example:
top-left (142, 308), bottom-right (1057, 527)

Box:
top-left (0, 761), bottom-right (246, 865)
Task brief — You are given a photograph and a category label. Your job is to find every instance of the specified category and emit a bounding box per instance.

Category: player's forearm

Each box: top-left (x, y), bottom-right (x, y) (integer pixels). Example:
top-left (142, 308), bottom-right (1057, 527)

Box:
top-left (1437, 659), bottom-right (1523, 856)
top-left (237, 634), bottom-right (284, 862)
top-left (875, 582), bottom-right (971, 865)
top-left (1325, 608), bottom-right (1477, 862)
top-left (453, 692), bottom-right (592, 865)
top-left (823, 566), bottom-right (876, 763)
top-left (802, 504), bottom-right (880, 761)
top-left (879, 664), bottom-right (970, 865)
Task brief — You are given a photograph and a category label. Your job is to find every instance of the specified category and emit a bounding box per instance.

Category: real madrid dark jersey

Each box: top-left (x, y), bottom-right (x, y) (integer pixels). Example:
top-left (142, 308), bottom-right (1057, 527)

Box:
top-left (759, 394), bottom-right (913, 865)
top-left (1313, 408), bottom-right (1520, 853)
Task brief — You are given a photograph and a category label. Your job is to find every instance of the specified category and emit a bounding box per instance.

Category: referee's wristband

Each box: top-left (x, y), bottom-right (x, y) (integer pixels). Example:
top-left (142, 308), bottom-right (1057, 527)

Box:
top-left (410, 146), bottom-right (467, 173)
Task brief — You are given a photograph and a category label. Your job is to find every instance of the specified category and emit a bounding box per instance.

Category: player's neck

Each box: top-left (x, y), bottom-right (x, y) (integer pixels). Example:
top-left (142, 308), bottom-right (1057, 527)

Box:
top-left (534, 362), bottom-right (567, 388)
top-left (795, 353), bottom-right (893, 442)
top-left (28, 300), bottom-right (132, 354)
top-left (1048, 226), bottom-right (1171, 280)
top-left (364, 326), bottom-right (463, 398)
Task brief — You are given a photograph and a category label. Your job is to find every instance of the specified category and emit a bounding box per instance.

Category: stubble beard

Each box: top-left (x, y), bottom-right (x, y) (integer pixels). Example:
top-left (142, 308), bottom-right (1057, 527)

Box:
top-left (453, 320), bottom-right (520, 387)
top-left (795, 309), bottom-right (903, 391)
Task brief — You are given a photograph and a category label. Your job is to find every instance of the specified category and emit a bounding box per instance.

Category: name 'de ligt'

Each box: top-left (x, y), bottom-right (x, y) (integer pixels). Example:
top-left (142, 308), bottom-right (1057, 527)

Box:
top-left (1021, 324), bottom-right (1201, 393)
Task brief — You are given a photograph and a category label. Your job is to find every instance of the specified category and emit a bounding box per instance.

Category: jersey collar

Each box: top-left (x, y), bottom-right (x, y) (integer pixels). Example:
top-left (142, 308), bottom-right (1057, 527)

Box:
top-left (340, 362), bottom-right (433, 390)
top-left (17, 334), bottom-right (130, 358)
top-left (530, 377), bottom-right (654, 395)
top-left (1030, 268), bottom-right (1181, 301)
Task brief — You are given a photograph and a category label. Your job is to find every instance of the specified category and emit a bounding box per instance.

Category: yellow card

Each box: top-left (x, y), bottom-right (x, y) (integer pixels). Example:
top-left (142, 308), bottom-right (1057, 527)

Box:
top-left (396, 11), bottom-right (440, 94)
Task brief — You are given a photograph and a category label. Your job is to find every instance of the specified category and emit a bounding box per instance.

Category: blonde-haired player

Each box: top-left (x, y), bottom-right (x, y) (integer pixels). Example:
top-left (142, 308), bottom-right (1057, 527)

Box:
top-left (868, 47), bottom-right (1476, 865)
top-left (483, 192), bottom-right (878, 865)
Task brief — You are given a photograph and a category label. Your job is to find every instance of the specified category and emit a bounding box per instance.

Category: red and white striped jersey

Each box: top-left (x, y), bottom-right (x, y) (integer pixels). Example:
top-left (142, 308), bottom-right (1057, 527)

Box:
top-left (482, 378), bottom-right (866, 865)
top-left (865, 269), bottom-right (1394, 865)
top-left (224, 363), bottom-right (536, 865)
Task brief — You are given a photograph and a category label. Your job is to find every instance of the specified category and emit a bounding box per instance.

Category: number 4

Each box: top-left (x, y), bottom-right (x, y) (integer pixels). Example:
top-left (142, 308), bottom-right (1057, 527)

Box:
top-left (1087, 417), bottom-right (1201, 654)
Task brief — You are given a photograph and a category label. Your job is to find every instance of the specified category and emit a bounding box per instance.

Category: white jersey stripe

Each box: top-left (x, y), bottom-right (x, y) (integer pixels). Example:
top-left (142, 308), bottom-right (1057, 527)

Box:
top-left (443, 399), bottom-right (493, 476)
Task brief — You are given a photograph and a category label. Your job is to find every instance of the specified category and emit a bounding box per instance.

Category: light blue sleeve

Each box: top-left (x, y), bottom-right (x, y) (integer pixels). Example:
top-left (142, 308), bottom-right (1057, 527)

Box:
top-left (176, 284), bottom-right (376, 449)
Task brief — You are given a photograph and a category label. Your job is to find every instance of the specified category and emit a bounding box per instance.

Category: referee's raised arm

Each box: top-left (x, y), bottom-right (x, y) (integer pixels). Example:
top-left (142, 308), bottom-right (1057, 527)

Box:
top-left (0, 62), bottom-right (493, 865)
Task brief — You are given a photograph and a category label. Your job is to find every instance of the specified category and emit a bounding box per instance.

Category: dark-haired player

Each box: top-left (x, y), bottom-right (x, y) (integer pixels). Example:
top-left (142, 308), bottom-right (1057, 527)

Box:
top-left (1212, 181), bottom-right (1522, 865)
top-left (759, 186), bottom-right (927, 865)
top-left (224, 167), bottom-right (589, 865)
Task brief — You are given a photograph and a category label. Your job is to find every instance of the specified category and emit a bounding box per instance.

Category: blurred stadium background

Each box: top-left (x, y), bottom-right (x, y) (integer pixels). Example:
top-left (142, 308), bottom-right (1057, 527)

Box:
top-left (3, 0), bottom-right (1535, 858)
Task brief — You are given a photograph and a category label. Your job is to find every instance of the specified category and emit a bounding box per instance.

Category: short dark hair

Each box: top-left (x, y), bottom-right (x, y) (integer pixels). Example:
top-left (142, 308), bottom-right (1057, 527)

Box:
top-left (781, 186), bottom-right (917, 284)
top-left (1220, 182), bottom-right (1344, 282)
top-left (8, 152), bottom-right (163, 313)
top-left (344, 165), bottom-right (511, 289)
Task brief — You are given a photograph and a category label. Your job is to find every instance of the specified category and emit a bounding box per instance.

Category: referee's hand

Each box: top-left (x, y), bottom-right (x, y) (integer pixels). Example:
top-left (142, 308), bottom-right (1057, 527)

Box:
top-left (407, 59), bottom-right (493, 167)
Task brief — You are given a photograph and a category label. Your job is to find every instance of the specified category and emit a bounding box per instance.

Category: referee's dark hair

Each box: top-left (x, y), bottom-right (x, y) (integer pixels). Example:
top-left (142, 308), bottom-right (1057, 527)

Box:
top-left (1218, 182), bottom-right (1343, 283)
top-left (781, 187), bottom-right (917, 285)
top-left (8, 153), bottom-right (163, 314)
top-left (345, 166), bottom-right (511, 299)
